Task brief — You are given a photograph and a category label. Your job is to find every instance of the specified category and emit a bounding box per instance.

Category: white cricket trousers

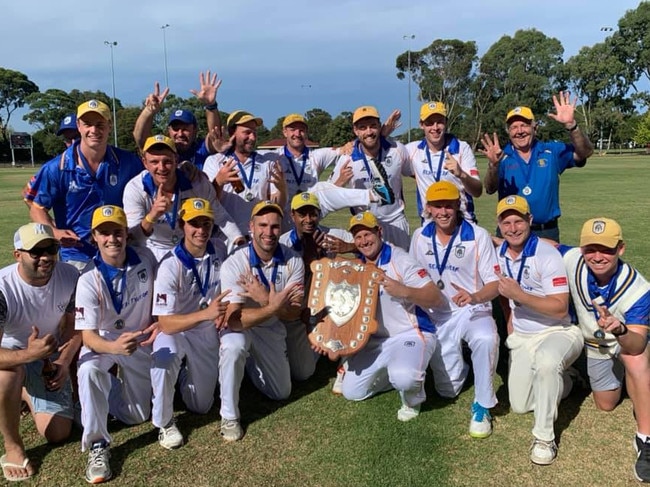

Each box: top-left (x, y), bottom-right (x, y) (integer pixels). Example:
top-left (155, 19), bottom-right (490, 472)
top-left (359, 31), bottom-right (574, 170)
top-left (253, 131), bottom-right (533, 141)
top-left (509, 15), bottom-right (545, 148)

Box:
top-left (77, 345), bottom-right (152, 451)
top-left (506, 326), bottom-right (583, 441)
top-left (150, 324), bottom-right (220, 428)
top-left (430, 306), bottom-right (499, 408)
top-left (342, 329), bottom-right (437, 407)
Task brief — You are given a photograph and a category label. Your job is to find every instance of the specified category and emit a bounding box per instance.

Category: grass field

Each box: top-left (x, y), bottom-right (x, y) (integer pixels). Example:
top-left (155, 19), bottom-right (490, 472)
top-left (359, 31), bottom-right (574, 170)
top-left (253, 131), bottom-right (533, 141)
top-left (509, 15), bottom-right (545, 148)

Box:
top-left (0, 155), bottom-right (648, 486)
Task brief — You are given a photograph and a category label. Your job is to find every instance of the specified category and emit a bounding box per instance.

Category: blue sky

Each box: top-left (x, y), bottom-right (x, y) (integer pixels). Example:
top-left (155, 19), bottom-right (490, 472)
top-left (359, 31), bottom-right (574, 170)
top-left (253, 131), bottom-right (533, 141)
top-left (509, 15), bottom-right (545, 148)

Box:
top-left (2, 0), bottom-right (642, 133)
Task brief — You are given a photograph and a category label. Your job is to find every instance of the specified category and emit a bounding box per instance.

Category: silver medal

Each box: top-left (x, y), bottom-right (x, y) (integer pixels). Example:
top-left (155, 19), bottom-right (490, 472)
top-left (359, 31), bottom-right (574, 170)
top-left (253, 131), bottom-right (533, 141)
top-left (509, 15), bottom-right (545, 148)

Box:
top-left (436, 280), bottom-right (445, 290)
top-left (244, 191), bottom-right (254, 202)
top-left (593, 329), bottom-right (605, 339)
top-left (522, 186), bottom-right (532, 196)
top-left (200, 302), bottom-right (208, 310)
top-left (114, 319), bottom-right (124, 330)
top-left (171, 235), bottom-right (179, 244)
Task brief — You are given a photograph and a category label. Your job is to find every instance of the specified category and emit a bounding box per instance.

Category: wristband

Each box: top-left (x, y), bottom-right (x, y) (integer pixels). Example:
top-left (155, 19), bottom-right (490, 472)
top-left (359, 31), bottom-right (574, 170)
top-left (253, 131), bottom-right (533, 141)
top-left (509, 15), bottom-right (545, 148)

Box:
top-left (566, 123), bottom-right (579, 132)
top-left (204, 102), bottom-right (219, 111)
top-left (612, 323), bottom-right (628, 337)
top-left (144, 214), bottom-right (157, 224)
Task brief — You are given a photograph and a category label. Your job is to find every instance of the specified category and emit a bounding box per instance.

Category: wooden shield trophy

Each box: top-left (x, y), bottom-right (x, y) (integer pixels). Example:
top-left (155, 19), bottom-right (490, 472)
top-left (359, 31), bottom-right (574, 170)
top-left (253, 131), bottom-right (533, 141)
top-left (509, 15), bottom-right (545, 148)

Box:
top-left (307, 257), bottom-right (381, 360)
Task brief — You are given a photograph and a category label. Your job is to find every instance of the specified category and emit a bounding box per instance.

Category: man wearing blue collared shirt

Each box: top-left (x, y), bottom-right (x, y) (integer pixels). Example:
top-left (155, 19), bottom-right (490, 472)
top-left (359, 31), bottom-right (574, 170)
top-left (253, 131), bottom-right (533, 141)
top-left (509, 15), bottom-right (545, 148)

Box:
top-left (482, 92), bottom-right (594, 241)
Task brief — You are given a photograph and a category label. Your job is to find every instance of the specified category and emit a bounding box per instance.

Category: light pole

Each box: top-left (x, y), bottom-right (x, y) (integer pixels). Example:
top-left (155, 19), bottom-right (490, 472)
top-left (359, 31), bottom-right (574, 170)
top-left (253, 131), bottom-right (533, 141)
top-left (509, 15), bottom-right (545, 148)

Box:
top-left (403, 34), bottom-right (415, 143)
top-left (161, 24), bottom-right (171, 88)
top-left (599, 27), bottom-right (613, 154)
top-left (104, 40), bottom-right (118, 147)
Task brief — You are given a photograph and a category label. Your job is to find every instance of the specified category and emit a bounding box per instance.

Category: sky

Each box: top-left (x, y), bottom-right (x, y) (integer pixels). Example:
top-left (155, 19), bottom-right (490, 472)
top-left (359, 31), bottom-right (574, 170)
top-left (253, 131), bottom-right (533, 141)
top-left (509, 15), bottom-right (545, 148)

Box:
top-left (1, 0), bottom-right (643, 134)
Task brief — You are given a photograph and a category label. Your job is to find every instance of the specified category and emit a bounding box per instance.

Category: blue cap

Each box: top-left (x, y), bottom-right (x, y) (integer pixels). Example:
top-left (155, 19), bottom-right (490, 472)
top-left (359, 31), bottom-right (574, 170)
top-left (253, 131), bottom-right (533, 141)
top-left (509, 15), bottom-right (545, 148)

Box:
top-left (56, 114), bottom-right (77, 136)
top-left (168, 109), bottom-right (197, 126)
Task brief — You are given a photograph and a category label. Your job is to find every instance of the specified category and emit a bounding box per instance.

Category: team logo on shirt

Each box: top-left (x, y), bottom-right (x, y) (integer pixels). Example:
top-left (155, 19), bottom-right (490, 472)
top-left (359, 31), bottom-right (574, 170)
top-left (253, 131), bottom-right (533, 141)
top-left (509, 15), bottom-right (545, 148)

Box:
top-left (109, 174), bottom-right (118, 186)
top-left (454, 245), bottom-right (465, 259)
top-left (213, 259), bottom-right (221, 271)
top-left (403, 341), bottom-right (415, 348)
top-left (523, 266), bottom-right (530, 280)
top-left (537, 159), bottom-right (547, 168)
top-left (384, 156), bottom-right (393, 167)
top-left (138, 269), bottom-right (148, 283)
top-left (75, 307), bottom-right (85, 320)
top-left (156, 293), bottom-right (167, 306)
top-left (275, 272), bottom-right (282, 284)
top-left (68, 181), bottom-right (80, 193)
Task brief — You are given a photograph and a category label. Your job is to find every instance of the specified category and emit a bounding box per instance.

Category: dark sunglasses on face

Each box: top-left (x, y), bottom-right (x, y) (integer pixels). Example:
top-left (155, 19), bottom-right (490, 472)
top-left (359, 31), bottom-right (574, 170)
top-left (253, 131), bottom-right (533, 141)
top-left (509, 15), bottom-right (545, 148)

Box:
top-left (20, 243), bottom-right (60, 258)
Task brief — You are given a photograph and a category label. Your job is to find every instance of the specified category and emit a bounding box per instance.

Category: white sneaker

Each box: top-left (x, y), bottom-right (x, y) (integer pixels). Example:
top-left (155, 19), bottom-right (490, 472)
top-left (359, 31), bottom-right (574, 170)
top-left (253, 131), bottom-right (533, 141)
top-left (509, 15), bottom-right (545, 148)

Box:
top-left (158, 419), bottom-right (183, 450)
top-left (530, 438), bottom-right (557, 465)
top-left (469, 402), bottom-right (493, 438)
top-left (85, 441), bottom-right (111, 484)
top-left (220, 418), bottom-right (244, 442)
top-left (397, 404), bottom-right (420, 422)
top-left (332, 365), bottom-right (345, 395)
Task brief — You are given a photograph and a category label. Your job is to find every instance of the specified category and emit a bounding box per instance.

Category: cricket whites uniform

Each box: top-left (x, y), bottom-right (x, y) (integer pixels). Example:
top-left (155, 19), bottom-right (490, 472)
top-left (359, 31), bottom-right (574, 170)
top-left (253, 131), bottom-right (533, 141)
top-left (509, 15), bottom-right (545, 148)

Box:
top-left (32, 141), bottom-right (143, 267)
top-left (150, 238), bottom-right (227, 428)
top-left (410, 220), bottom-right (499, 408)
top-left (218, 243), bottom-right (304, 421)
top-left (497, 235), bottom-right (583, 442)
top-left (123, 169), bottom-right (242, 261)
top-left (330, 139), bottom-right (412, 250)
top-left (203, 151), bottom-right (280, 235)
top-left (405, 137), bottom-right (480, 223)
top-left (341, 243), bottom-right (438, 409)
top-left (75, 246), bottom-right (157, 451)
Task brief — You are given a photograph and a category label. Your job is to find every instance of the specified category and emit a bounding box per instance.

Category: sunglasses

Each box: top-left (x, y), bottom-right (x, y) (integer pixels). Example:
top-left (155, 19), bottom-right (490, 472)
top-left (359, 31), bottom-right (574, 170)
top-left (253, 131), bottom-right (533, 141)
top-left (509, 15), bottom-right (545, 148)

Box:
top-left (20, 243), bottom-right (60, 258)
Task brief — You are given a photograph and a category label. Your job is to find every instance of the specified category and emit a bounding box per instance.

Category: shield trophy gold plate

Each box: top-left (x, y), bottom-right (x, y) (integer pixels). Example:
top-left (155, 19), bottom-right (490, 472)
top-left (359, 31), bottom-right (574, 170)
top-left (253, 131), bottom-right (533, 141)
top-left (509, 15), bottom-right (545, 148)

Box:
top-left (307, 257), bottom-right (381, 360)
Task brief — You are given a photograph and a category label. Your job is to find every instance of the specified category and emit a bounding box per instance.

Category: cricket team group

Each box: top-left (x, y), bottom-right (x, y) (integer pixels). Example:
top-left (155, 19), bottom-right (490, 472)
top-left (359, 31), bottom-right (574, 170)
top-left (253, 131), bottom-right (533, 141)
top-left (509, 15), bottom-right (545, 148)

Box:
top-left (0, 71), bottom-right (648, 483)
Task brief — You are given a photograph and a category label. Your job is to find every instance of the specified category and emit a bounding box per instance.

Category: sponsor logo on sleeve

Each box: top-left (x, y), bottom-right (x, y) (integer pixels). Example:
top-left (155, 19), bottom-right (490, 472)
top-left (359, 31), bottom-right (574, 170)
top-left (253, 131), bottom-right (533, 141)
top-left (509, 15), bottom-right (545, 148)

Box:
top-left (552, 276), bottom-right (568, 287)
top-left (75, 307), bottom-right (85, 320)
top-left (156, 293), bottom-right (167, 306)
top-left (417, 268), bottom-right (428, 278)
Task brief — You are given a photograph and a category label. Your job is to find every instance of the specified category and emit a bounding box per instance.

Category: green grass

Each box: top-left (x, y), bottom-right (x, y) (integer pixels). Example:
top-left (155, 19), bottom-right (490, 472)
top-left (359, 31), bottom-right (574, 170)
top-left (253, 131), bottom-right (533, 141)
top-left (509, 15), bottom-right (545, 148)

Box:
top-left (0, 155), bottom-right (648, 486)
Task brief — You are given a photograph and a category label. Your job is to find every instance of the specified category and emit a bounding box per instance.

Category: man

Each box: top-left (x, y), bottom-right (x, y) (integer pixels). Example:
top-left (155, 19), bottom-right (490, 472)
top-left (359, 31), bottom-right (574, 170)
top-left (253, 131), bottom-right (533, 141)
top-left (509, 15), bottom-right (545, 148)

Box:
top-left (22, 114), bottom-right (80, 208)
top-left (132, 71), bottom-right (222, 170)
top-left (203, 111), bottom-right (287, 235)
top-left (335, 211), bottom-right (444, 421)
top-left (495, 195), bottom-right (583, 465)
top-left (272, 113), bottom-right (382, 222)
top-left (560, 218), bottom-right (650, 482)
top-left (481, 92), bottom-right (594, 240)
top-left (0, 223), bottom-right (80, 482)
top-left (410, 181), bottom-right (499, 438)
top-left (151, 198), bottom-right (231, 450)
top-left (406, 102), bottom-right (482, 224)
top-left (30, 100), bottom-right (144, 269)
top-left (123, 134), bottom-right (243, 261)
top-left (219, 201), bottom-right (304, 441)
top-left (75, 206), bottom-right (158, 483)
top-left (330, 106), bottom-right (411, 249)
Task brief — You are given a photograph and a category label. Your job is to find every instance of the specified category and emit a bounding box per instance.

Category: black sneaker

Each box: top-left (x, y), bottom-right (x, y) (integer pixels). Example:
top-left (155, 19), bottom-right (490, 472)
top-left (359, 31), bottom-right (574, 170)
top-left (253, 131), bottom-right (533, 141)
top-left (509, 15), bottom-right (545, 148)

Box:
top-left (634, 436), bottom-right (650, 482)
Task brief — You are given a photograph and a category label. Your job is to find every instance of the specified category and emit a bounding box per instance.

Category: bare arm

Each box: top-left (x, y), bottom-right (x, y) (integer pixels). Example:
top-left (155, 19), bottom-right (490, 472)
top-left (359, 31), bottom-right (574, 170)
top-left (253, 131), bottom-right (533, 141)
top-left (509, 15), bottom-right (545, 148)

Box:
top-left (0, 326), bottom-right (57, 369)
top-left (157, 290), bottom-right (231, 334)
top-left (81, 329), bottom-right (142, 356)
top-left (133, 82), bottom-right (169, 151)
top-left (497, 274), bottom-right (568, 320)
top-left (547, 91), bottom-right (594, 163)
top-left (381, 276), bottom-right (446, 310)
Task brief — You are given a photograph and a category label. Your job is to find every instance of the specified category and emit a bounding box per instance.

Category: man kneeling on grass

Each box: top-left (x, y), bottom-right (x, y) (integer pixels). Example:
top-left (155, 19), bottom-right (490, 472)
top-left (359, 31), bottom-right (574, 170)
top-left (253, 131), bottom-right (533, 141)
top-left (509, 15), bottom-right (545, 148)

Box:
top-left (332, 211), bottom-right (445, 421)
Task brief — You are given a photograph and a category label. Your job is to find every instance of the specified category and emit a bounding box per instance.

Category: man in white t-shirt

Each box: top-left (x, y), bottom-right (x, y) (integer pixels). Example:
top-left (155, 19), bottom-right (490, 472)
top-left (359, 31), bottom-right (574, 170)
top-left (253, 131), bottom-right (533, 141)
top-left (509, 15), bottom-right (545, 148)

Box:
top-left (337, 211), bottom-right (445, 421)
top-left (123, 135), bottom-right (243, 260)
top-left (0, 223), bottom-right (80, 482)
top-left (150, 198), bottom-right (230, 450)
top-left (410, 181), bottom-right (499, 438)
top-left (75, 206), bottom-right (158, 484)
top-left (495, 195), bottom-right (583, 466)
top-left (219, 201), bottom-right (305, 441)
top-left (329, 106), bottom-right (412, 249)
top-left (405, 102), bottom-right (482, 223)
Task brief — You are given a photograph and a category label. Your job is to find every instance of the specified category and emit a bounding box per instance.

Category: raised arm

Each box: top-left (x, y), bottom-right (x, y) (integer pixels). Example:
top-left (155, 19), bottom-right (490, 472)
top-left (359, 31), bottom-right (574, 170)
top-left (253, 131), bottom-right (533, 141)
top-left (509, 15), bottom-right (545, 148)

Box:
top-left (133, 82), bottom-right (169, 151)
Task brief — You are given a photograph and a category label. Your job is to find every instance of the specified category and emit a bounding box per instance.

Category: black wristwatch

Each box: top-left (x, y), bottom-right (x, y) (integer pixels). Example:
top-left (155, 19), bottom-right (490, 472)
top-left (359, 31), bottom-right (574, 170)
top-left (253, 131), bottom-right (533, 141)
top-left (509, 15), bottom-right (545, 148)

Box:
top-left (612, 323), bottom-right (628, 337)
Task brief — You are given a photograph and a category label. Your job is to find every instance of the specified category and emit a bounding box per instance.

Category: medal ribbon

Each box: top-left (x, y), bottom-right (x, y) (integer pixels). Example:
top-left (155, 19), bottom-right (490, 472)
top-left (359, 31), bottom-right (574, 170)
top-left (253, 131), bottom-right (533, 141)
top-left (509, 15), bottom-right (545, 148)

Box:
top-left (248, 242), bottom-right (280, 290)
top-left (431, 224), bottom-right (460, 280)
top-left (93, 248), bottom-right (140, 314)
top-left (586, 260), bottom-right (623, 321)
top-left (228, 150), bottom-right (257, 190)
top-left (143, 173), bottom-right (180, 230)
top-left (283, 145), bottom-right (309, 190)
top-left (173, 240), bottom-right (216, 299)
top-left (424, 145), bottom-right (444, 182)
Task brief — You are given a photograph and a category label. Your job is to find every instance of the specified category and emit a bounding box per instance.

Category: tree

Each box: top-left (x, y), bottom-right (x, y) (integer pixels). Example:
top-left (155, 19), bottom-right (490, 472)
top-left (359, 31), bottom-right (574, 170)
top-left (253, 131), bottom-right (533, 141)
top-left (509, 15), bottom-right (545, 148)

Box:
top-left (0, 68), bottom-right (39, 143)
top-left (633, 112), bottom-right (650, 148)
top-left (305, 108), bottom-right (332, 143)
top-left (267, 116), bottom-right (285, 141)
top-left (396, 39), bottom-right (477, 127)
top-left (321, 112), bottom-right (353, 147)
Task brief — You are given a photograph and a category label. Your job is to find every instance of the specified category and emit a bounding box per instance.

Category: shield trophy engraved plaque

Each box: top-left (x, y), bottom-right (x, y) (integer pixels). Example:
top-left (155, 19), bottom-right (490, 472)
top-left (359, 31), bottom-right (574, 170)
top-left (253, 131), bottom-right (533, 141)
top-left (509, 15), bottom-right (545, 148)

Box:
top-left (307, 257), bottom-right (381, 360)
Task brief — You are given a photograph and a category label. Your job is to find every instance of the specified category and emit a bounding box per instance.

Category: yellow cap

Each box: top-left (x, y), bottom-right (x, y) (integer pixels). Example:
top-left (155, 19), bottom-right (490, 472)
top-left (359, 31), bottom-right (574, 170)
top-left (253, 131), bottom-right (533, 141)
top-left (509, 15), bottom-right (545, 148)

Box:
top-left (226, 110), bottom-right (263, 130)
top-left (426, 181), bottom-right (460, 202)
top-left (420, 102), bottom-right (447, 121)
top-left (291, 192), bottom-right (320, 211)
top-left (143, 134), bottom-right (177, 154)
top-left (282, 113), bottom-right (307, 128)
top-left (496, 195), bottom-right (530, 218)
top-left (251, 200), bottom-right (284, 218)
top-left (352, 106), bottom-right (380, 124)
top-left (179, 198), bottom-right (214, 222)
top-left (348, 211), bottom-right (379, 232)
top-left (506, 106), bottom-right (535, 124)
top-left (77, 100), bottom-right (112, 121)
top-left (580, 218), bottom-right (622, 248)
top-left (13, 223), bottom-right (57, 250)
top-left (91, 205), bottom-right (127, 229)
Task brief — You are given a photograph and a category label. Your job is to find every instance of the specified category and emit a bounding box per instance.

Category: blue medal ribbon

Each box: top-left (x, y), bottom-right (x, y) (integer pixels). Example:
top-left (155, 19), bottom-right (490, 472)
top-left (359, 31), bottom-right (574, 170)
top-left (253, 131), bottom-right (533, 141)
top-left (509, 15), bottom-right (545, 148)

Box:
top-left (431, 224), bottom-right (460, 279)
top-left (424, 145), bottom-right (444, 182)
top-left (248, 242), bottom-right (284, 290)
top-left (354, 140), bottom-right (383, 185)
top-left (227, 150), bottom-right (257, 191)
top-left (142, 172), bottom-right (180, 230)
top-left (283, 146), bottom-right (309, 190)
top-left (93, 247), bottom-right (141, 314)
top-left (500, 234), bottom-right (539, 285)
top-left (173, 239), bottom-right (216, 299)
